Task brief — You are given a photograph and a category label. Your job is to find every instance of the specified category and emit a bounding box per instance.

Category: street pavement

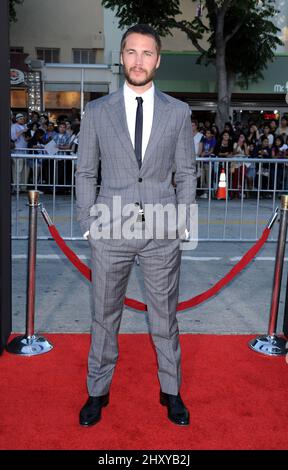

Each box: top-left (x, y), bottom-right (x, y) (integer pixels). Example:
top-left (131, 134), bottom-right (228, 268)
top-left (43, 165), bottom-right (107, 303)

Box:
top-left (12, 233), bottom-right (287, 335)
top-left (11, 193), bottom-right (288, 335)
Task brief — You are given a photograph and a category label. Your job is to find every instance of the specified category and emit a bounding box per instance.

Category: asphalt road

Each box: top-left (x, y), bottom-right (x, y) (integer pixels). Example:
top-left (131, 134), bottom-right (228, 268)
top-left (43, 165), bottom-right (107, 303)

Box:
top-left (12, 236), bottom-right (287, 335)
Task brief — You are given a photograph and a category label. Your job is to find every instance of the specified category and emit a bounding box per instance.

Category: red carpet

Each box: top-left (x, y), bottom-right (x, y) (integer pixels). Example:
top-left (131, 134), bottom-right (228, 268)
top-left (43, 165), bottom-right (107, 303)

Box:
top-left (0, 334), bottom-right (287, 450)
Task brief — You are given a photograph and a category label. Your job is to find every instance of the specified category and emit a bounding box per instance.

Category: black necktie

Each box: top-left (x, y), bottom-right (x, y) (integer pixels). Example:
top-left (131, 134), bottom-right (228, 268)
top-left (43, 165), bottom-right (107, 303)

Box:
top-left (135, 96), bottom-right (143, 169)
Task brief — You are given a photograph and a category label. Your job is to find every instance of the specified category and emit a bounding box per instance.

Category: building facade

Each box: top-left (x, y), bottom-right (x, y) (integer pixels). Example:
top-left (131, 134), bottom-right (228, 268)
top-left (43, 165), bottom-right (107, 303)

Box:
top-left (10, 0), bottom-right (116, 118)
top-left (10, 0), bottom-right (288, 124)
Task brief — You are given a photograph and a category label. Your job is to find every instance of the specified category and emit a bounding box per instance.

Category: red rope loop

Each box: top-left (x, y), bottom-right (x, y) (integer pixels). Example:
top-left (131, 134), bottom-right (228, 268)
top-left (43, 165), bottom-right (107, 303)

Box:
top-left (46, 223), bottom-right (271, 312)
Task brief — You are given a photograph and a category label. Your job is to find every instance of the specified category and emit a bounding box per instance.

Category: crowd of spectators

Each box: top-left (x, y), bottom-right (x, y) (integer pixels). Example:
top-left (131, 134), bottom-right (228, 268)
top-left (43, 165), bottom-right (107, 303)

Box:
top-left (192, 116), bottom-right (288, 198)
top-left (10, 109), bottom-right (81, 192)
top-left (10, 107), bottom-right (288, 198)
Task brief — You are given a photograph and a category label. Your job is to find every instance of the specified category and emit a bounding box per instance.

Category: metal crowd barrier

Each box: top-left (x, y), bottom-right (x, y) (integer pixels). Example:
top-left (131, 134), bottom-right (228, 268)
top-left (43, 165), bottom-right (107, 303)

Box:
top-left (11, 152), bottom-right (288, 241)
top-left (196, 156), bottom-right (288, 242)
top-left (11, 150), bottom-right (79, 240)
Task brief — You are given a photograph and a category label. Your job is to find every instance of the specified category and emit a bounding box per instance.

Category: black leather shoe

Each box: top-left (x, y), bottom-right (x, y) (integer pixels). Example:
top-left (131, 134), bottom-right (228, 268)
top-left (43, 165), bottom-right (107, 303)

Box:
top-left (160, 390), bottom-right (190, 426)
top-left (79, 393), bottom-right (109, 427)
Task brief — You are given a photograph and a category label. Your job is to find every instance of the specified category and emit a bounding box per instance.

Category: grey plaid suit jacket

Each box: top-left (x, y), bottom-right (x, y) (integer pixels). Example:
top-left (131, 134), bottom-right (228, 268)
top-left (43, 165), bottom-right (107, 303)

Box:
top-left (76, 86), bottom-right (196, 239)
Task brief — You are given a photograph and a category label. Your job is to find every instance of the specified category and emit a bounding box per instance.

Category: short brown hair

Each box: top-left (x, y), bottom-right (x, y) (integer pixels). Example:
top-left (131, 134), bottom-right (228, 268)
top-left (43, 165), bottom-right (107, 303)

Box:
top-left (120, 24), bottom-right (162, 55)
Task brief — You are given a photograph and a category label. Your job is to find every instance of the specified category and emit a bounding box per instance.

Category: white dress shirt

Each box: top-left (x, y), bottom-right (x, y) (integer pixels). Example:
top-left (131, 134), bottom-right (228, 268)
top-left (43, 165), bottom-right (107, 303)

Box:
top-left (123, 81), bottom-right (154, 160)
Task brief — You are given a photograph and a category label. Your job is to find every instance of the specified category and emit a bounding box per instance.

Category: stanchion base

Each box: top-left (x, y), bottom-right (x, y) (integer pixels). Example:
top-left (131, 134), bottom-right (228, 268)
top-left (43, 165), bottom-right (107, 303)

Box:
top-left (249, 335), bottom-right (288, 356)
top-left (6, 335), bottom-right (53, 356)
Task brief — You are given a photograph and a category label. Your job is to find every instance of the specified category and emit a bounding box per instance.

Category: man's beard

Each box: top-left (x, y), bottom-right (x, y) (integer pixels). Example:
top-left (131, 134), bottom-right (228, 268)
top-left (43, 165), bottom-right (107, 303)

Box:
top-left (123, 64), bottom-right (157, 87)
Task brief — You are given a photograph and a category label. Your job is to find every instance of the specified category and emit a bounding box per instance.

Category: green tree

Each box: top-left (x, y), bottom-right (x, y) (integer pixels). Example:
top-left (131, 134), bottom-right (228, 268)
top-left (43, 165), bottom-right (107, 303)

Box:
top-left (102, 0), bottom-right (282, 129)
top-left (9, 0), bottom-right (23, 23)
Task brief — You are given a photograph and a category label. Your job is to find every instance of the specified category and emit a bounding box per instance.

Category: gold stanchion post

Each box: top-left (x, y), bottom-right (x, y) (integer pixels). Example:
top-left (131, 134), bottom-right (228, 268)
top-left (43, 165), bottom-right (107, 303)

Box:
top-left (249, 195), bottom-right (288, 356)
top-left (6, 191), bottom-right (53, 356)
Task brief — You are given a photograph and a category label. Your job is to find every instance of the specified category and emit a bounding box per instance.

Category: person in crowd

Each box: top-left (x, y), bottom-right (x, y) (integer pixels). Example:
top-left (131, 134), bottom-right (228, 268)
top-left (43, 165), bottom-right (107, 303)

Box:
top-left (258, 136), bottom-right (272, 159)
top-left (233, 121), bottom-right (245, 141)
top-left (27, 127), bottom-right (45, 149)
top-left (260, 124), bottom-right (274, 147)
top-left (69, 123), bottom-right (82, 185)
top-left (269, 120), bottom-right (278, 138)
top-left (65, 120), bottom-right (73, 137)
top-left (272, 135), bottom-right (286, 159)
top-left (191, 119), bottom-right (204, 195)
top-left (25, 122), bottom-right (39, 140)
top-left (246, 142), bottom-right (258, 197)
top-left (285, 135), bottom-right (288, 156)
top-left (10, 113), bottom-right (29, 192)
top-left (232, 133), bottom-right (249, 197)
top-left (29, 111), bottom-right (40, 125)
top-left (215, 131), bottom-right (233, 157)
top-left (25, 122), bottom-right (40, 175)
top-left (224, 121), bottom-right (234, 139)
top-left (211, 123), bottom-right (220, 140)
top-left (76, 24), bottom-right (196, 428)
top-left (276, 116), bottom-right (288, 138)
top-left (53, 122), bottom-right (71, 150)
top-left (284, 136), bottom-right (288, 188)
top-left (214, 131), bottom-right (233, 192)
top-left (69, 123), bottom-right (81, 154)
top-left (44, 122), bottom-right (57, 143)
top-left (53, 121), bottom-right (71, 191)
top-left (271, 135), bottom-right (287, 192)
top-left (69, 107), bottom-right (80, 123)
top-left (27, 128), bottom-right (46, 185)
top-left (233, 133), bottom-right (249, 157)
top-left (257, 137), bottom-right (272, 196)
top-left (10, 110), bottom-right (15, 152)
top-left (38, 114), bottom-right (49, 131)
top-left (56, 114), bottom-right (69, 125)
top-left (247, 124), bottom-right (260, 146)
top-left (200, 128), bottom-right (216, 198)
top-left (72, 113), bottom-right (81, 128)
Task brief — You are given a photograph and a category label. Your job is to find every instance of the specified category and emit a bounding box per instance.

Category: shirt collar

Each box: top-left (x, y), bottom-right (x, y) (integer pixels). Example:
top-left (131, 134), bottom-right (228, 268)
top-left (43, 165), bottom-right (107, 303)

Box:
top-left (124, 82), bottom-right (154, 104)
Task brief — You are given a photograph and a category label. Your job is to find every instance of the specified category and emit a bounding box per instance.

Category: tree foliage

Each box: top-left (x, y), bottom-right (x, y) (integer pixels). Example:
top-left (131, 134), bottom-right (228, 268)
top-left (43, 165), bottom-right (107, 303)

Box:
top-left (103, 0), bottom-right (281, 87)
top-left (9, 0), bottom-right (23, 23)
top-left (102, 0), bottom-right (182, 36)
top-left (202, 0), bottom-right (282, 88)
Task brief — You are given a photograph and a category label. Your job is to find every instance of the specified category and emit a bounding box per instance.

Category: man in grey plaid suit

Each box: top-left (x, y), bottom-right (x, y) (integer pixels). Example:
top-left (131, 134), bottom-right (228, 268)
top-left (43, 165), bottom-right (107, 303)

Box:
top-left (76, 24), bottom-right (196, 427)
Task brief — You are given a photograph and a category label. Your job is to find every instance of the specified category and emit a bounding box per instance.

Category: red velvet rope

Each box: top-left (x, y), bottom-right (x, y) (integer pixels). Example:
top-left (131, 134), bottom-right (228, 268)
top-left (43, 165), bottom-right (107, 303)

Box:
top-left (49, 225), bottom-right (92, 282)
top-left (177, 227), bottom-right (270, 311)
top-left (48, 224), bottom-right (270, 312)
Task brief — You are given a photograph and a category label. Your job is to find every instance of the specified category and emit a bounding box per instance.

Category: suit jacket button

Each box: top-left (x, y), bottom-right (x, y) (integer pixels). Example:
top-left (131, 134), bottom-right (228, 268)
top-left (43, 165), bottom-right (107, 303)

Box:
top-left (138, 177), bottom-right (142, 182)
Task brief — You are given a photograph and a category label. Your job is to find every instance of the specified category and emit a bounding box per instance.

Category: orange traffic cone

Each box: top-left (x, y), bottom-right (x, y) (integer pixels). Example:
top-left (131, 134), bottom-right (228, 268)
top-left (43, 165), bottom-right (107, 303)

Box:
top-left (216, 168), bottom-right (227, 200)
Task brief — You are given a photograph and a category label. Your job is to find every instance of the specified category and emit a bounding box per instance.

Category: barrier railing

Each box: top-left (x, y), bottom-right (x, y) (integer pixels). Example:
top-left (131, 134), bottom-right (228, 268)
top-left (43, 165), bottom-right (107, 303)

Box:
top-left (10, 153), bottom-right (288, 242)
top-left (11, 151), bottom-right (79, 240)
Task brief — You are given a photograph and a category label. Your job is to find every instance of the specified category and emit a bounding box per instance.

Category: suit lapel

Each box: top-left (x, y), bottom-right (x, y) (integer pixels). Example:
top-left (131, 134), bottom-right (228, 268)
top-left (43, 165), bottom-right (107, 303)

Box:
top-left (104, 89), bottom-right (137, 167)
top-left (104, 87), bottom-right (171, 171)
top-left (142, 89), bottom-right (171, 169)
